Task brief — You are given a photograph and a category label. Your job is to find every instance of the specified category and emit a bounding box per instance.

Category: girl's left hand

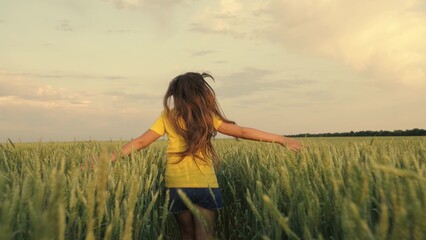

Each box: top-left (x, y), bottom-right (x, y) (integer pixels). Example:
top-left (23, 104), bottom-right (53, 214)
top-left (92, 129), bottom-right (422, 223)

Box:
top-left (80, 155), bottom-right (97, 170)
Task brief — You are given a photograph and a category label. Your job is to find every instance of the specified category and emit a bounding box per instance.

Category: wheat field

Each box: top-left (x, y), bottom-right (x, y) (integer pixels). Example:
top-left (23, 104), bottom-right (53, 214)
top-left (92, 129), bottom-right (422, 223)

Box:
top-left (0, 137), bottom-right (425, 239)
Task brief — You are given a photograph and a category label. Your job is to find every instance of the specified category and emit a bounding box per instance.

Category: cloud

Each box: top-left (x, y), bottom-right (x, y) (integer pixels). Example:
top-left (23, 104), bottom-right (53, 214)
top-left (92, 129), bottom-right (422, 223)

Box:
top-left (191, 50), bottom-right (217, 57)
top-left (107, 0), bottom-right (186, 27)
top-left (190, 23), bottom-right (247, 38)
top-left (193, 0), bottom-right (426, 86)
top-left (189, 0), bottom-right (249, 38)
top-left (0, 71), bottom-right (92, 107)
top-left (109, 0), bottom-right (184, 9)
top-left (0, 97), bottom-right (152, 142)
top-left (106, 29), bottom-right (137, 34)
top-left (0, 71), bottom-right (160, 141)
top-left (56, 19), bottom-right (73, 31)
top-left (104, 90), bottom-right (158, 103)
top-left (0, 71), bottom-right (156, 108)
top-left (412, 1), bottom-right (426, 12)
top-left (102, 76), bottom-right (128, 80)
top-left (20, 71), bottom-right (129, 81)
top-left (215, 67), bottom-right (314, 98)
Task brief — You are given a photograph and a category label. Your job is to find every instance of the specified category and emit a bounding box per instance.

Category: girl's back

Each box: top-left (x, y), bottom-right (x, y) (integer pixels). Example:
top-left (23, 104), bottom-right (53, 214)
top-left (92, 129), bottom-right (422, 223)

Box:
top-left (112, 72), bottom-right (302, 239)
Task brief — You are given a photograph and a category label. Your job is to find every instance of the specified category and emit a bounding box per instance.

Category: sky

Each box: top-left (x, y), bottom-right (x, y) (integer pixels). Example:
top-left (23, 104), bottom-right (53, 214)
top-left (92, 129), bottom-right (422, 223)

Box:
top-left (1, 0), bottom-right (426, 142)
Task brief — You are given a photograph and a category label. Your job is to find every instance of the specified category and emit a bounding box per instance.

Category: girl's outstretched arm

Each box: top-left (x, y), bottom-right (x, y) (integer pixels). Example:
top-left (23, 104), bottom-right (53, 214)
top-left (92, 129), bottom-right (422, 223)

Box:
top-left (111, 129), bottom-right (161, 161)
top-left (217, 122), bottom-right (302, 152)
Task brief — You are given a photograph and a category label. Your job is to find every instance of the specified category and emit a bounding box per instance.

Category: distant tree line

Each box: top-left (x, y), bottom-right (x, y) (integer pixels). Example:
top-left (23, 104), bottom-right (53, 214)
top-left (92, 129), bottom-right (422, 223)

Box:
top-left (288, 128), bottom-right (426, 137)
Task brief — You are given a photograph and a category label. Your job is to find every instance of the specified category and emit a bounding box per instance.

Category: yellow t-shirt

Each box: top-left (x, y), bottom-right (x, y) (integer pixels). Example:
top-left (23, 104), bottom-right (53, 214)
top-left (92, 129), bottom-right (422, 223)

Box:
top-left (149, 112), bottom-right (223, 188)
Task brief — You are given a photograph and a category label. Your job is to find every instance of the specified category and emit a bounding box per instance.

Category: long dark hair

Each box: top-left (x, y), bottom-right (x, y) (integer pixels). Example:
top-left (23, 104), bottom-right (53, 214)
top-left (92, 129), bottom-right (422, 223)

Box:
top-left (163, 72), bottom-right (234, 166)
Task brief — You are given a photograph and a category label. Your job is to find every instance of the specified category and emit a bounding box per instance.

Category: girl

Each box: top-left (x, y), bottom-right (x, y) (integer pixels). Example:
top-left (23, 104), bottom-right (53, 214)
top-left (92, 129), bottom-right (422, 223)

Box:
top-left (111, 72), bottom-right (302, 239)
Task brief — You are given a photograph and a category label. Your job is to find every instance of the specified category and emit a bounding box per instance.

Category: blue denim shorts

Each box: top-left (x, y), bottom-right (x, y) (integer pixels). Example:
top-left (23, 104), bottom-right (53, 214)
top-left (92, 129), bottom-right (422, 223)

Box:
top-left (167, 188), bottom-right (224, 214)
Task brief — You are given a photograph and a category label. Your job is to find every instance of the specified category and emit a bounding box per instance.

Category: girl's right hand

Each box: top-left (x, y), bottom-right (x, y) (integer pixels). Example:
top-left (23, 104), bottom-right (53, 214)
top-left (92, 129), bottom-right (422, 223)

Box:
top-left (281, 138), bottom-right (303, 152)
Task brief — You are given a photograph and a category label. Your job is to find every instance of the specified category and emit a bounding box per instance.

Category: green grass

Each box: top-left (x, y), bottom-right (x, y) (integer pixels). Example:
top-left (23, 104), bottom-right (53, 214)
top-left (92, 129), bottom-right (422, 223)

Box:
top-left (0, 137), bottom-right (425, 239)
